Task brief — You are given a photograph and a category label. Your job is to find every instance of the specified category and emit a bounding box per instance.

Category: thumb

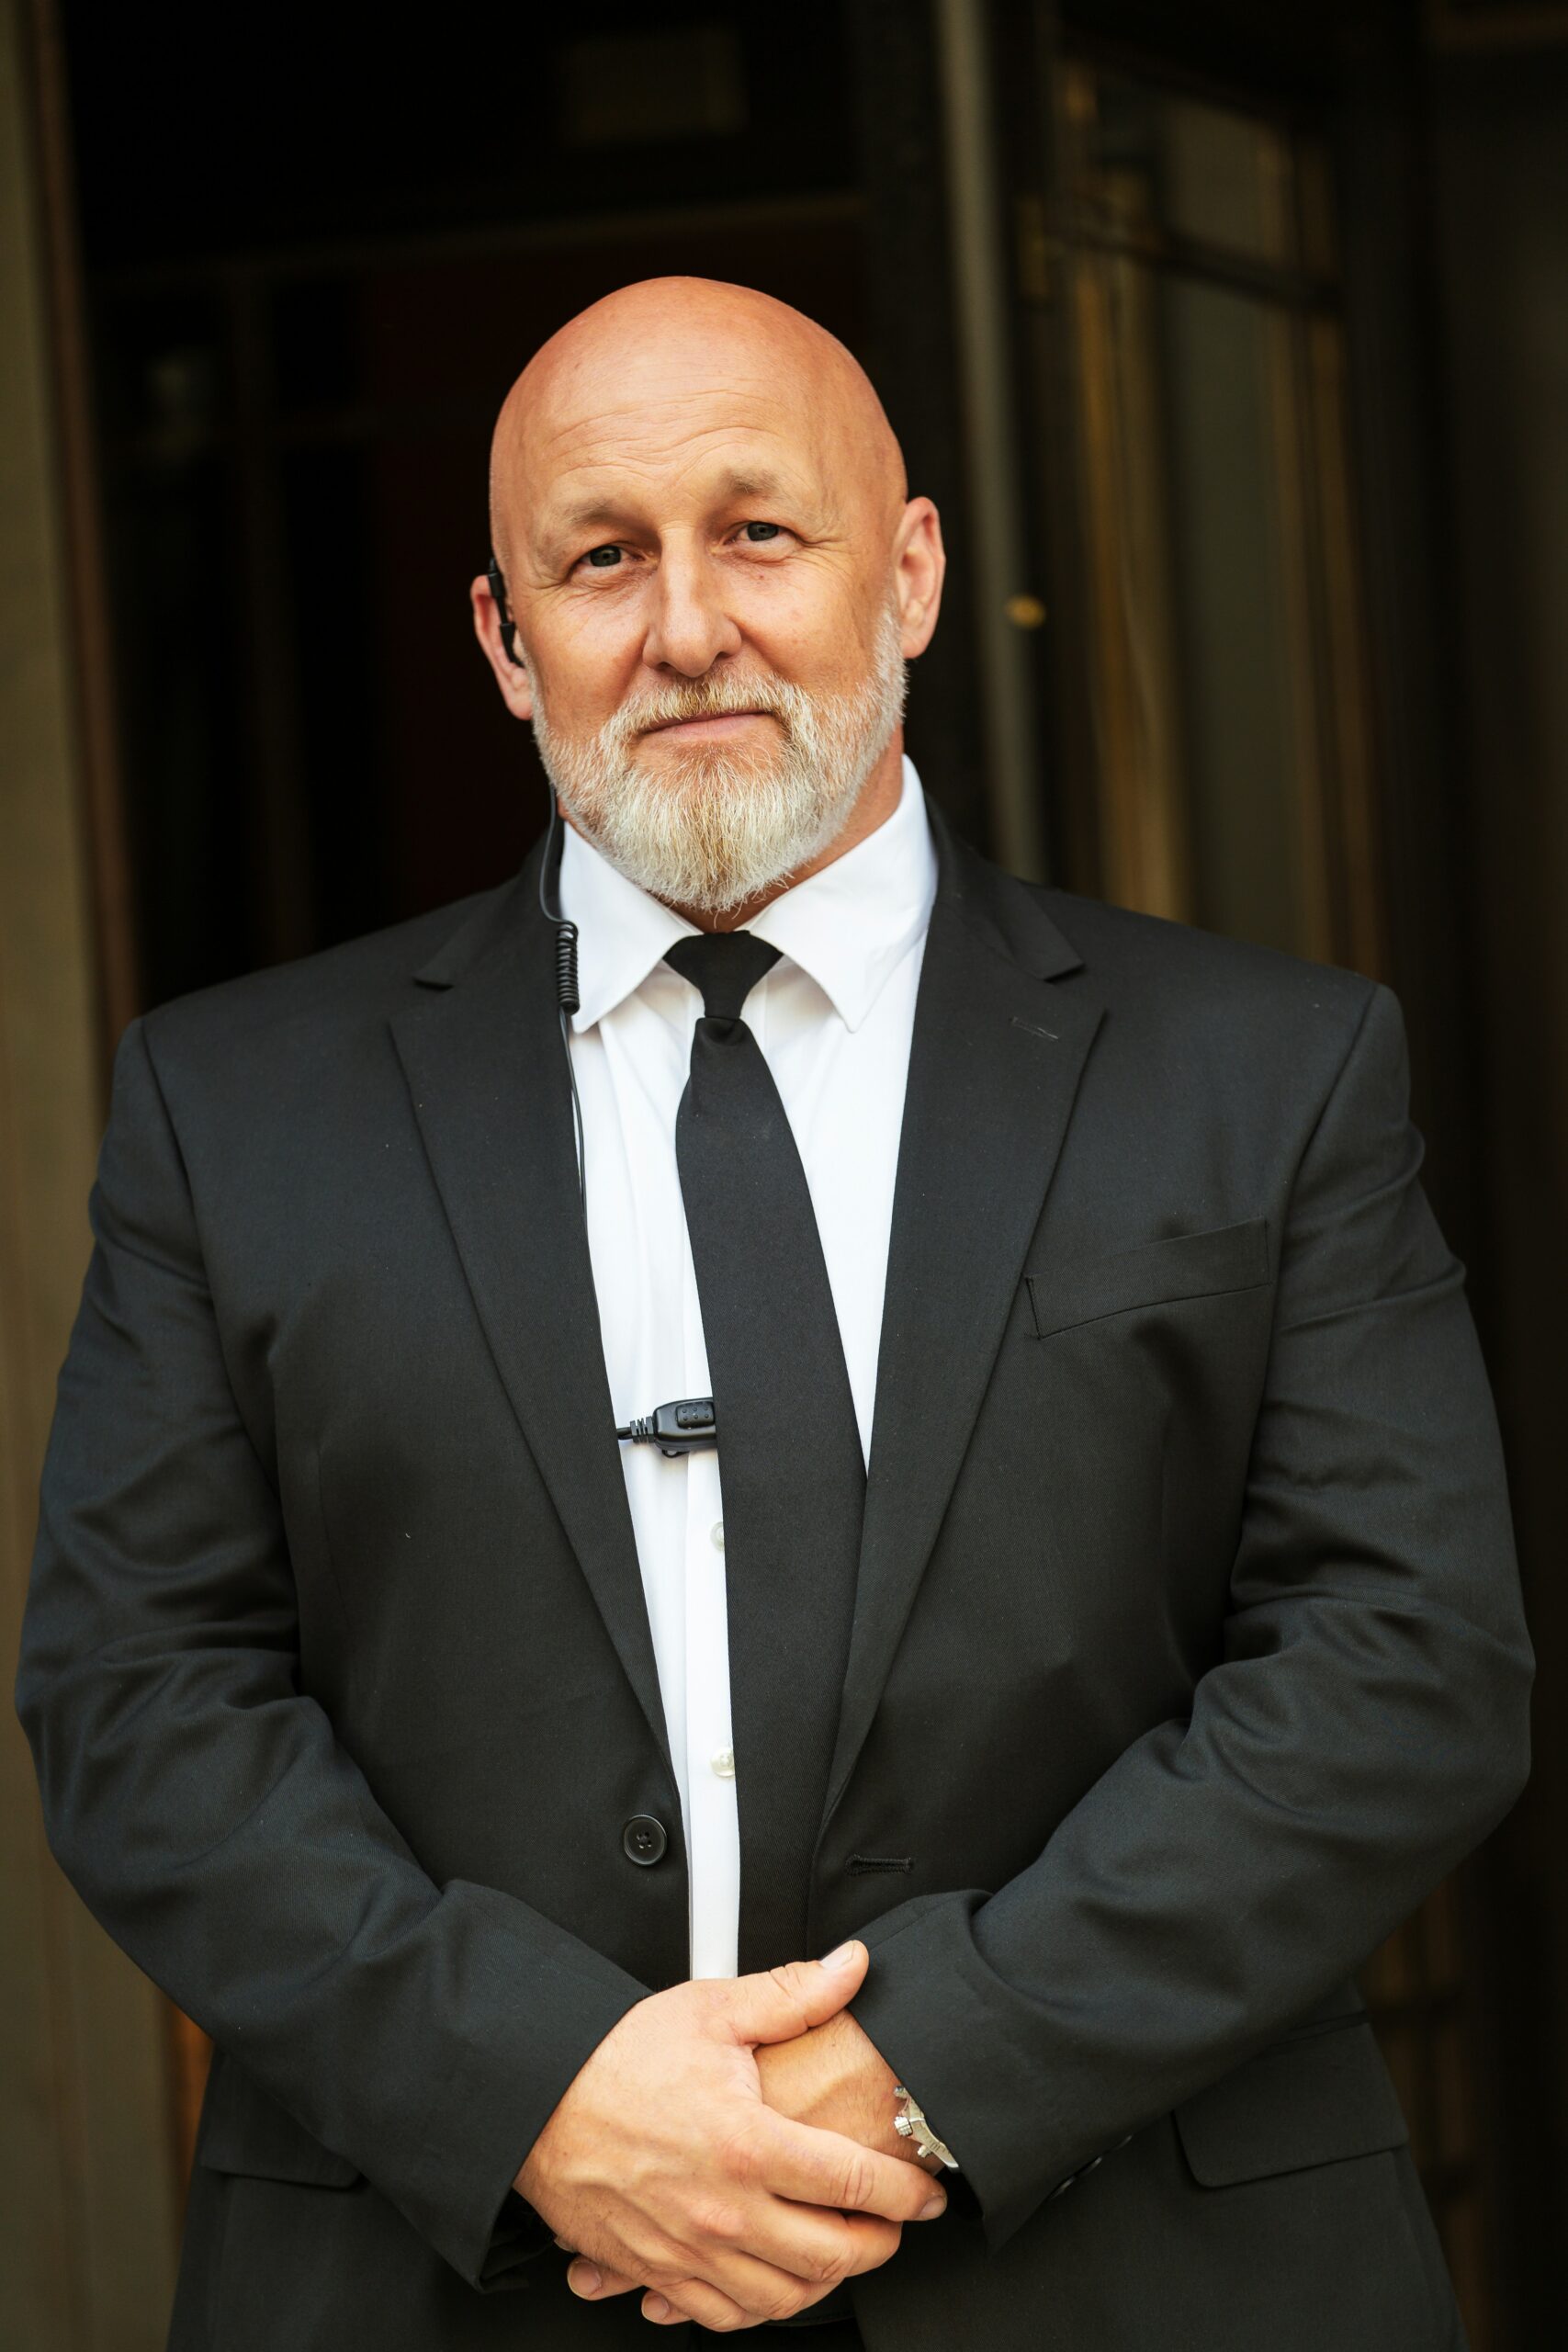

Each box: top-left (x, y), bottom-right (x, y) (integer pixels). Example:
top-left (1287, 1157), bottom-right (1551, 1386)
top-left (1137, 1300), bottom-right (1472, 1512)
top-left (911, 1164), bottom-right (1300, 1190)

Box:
top-left (728, 1941), bottom-right (869, 2047)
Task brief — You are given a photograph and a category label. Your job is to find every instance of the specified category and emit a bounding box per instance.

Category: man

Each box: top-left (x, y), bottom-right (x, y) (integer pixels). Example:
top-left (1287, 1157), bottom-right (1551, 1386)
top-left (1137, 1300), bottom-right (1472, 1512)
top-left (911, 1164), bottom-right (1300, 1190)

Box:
top-left (17, 277), bottom-right (1531, 2350)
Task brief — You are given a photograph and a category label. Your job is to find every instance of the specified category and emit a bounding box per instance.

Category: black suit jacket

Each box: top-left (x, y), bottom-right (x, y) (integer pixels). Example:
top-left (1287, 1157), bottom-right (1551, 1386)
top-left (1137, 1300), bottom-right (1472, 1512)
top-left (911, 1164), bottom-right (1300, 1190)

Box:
top-left (17, 804), bottom-right (1531, 2351)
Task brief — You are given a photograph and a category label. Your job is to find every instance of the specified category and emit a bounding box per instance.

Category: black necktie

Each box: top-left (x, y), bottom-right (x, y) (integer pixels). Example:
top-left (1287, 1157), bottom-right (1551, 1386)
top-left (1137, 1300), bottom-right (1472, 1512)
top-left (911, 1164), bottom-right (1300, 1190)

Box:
top-left (664, 932), bottom-right (865, 1973)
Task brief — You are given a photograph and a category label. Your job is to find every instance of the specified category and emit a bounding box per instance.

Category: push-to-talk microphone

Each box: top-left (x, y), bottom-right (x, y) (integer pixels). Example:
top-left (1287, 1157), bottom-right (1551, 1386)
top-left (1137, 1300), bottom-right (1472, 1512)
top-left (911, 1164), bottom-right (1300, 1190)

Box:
top-left (615, 1398), bottom-right (719, 1457)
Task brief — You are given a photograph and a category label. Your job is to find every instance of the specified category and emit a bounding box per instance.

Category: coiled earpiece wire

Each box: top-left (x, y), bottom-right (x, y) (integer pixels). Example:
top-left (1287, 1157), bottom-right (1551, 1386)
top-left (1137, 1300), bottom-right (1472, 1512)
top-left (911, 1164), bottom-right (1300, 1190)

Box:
top-left (490, 552), bottom-right (586, 1207)
top-left (490, 553), bottom-right (710, 1447)
top-left (538, 785), bottom-right (585, 1209)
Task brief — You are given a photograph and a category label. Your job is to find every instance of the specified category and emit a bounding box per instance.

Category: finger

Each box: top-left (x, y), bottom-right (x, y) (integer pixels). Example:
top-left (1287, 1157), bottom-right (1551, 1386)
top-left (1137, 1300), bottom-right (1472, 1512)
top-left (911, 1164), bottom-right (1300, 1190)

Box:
top-left (821, 2210), bottom-right (908, 2277)
top-left (573, 2254), bottom-right (784, 2330)
top-left (578, 2199), bottom-right (901, 2315)
top-left (565, 2257), bottom-right (640, 2299)
top-left (720, 1943), bottom-right (867, 2047)
top-left (640, 2279), bottom-right (754, 2329)
top-left (686, 2213), bottom-right (901, 2325)
top-left (662, 2242), bottom-right (850, 2328)
top-left (564, 2228), bottom-right (839, 2320)
top-left (740, 2109), bottom-right (948, 2223)
top-left (718, 2199), bottom-right (902, 2290)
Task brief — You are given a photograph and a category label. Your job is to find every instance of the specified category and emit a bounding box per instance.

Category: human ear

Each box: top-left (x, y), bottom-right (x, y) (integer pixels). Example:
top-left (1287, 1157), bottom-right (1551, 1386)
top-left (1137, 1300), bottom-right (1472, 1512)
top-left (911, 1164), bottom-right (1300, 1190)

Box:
top-left (469, 572), bottom-right (536, 720)
top-left (891, 498), bottom-right (946, 658)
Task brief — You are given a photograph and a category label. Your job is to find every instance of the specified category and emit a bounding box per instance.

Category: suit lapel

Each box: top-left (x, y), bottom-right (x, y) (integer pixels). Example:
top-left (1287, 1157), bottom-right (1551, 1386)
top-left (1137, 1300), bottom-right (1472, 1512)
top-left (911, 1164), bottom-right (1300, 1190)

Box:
top-left (389, 858), bottom-right (676, 1789)
top-left (386, 809), bottom-right (1100, 1838)
top-left (823, 808), bottom-right (1104, 1821)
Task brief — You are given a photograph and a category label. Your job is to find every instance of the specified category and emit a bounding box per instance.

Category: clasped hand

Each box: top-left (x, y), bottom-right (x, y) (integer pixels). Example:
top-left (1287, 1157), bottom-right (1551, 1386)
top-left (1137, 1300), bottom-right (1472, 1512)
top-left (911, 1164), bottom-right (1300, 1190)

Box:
top-left (514, 1939), bottom-right (948, 2331)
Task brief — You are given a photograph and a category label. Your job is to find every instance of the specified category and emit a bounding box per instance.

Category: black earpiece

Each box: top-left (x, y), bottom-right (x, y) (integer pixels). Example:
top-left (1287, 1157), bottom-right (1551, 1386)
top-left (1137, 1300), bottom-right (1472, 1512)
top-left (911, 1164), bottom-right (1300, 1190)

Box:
top-left (486, 554), bottom-right (528, 670)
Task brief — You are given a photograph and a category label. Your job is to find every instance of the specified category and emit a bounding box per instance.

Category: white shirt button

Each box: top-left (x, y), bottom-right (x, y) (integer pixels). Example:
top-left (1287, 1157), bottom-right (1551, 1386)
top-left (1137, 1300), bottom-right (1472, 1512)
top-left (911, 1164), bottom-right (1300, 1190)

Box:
top-left (710, 1747), bottom-right (736, 1779)
top-left (710, 1520), bottom-right (725, 1551)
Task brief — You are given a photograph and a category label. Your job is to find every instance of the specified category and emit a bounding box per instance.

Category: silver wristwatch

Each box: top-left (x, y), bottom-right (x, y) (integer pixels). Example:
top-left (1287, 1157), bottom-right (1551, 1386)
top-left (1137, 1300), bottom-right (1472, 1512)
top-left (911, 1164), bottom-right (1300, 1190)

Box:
top-left (892, 2082), bottom-right (960, 2170)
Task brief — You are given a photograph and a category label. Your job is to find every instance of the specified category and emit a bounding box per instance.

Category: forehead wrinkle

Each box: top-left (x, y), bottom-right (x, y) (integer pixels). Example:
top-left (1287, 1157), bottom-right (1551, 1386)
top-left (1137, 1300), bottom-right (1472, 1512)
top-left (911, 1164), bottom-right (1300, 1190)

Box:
top-left (527, 428), bottom-right (838, 561)
top-left (546, 459), bottom-right (800, 532)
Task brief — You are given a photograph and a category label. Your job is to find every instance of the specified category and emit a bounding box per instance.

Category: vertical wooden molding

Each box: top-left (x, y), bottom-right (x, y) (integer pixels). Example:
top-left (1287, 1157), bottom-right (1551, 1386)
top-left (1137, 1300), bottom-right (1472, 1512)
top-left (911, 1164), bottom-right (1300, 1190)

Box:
top-left (933, 0), bottom-right (1051, 880)
top-left (22, 0), bottom-right (139, 1066)
top-left (0, 4), bottom-right (176, 2346)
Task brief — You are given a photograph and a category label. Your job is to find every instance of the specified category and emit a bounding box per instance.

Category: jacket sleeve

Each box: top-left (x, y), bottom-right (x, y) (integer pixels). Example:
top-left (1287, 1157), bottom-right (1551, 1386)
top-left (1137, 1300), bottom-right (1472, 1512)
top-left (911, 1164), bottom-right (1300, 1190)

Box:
top-left (14, 1016), bottom-right (652, 2291)
top-left (844, 980), bottom-right (1533, 2253)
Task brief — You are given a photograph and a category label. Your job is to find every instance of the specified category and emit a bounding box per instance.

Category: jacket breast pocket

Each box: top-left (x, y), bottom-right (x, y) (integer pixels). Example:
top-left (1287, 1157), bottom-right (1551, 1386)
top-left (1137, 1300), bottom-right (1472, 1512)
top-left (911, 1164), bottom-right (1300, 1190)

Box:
top-left (1025, 1216), bottom-right (1271, 1341)
top-left (1172, 2017), bottom-right (1409, 2188)
top-left (195, 2049), bottom-right (362, 2188)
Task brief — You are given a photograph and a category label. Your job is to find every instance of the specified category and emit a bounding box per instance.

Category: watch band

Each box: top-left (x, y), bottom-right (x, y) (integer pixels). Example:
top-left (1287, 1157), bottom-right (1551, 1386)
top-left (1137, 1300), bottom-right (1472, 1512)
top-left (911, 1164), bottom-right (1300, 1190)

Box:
top-left (892, 2082), bottom-right (960, 2170)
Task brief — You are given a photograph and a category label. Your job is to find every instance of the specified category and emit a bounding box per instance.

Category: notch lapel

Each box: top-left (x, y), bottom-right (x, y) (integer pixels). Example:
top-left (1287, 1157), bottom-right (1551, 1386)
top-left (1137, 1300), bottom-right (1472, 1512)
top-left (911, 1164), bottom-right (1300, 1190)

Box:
top-left (389, 862), bottom-right (675, 1789)
top-left (822, 811), bottom-right (1104, 1821)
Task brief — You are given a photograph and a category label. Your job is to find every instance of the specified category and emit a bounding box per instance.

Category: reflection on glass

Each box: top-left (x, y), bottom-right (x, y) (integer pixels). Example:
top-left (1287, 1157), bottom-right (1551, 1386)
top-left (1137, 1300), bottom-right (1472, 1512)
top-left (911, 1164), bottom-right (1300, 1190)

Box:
top-left (1162, 274), bottom-right (1316, 956)
top-left (1059, 62), bottom-right (1382, 976)
top-left (1067, 69), bottom-right (1295, 267)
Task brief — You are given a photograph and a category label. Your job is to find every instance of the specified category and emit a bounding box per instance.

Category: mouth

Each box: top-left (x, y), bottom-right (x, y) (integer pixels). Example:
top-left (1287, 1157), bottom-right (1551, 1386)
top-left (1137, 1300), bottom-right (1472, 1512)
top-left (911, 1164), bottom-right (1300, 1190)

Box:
top-left (640, 708), bottom-right (777, 742)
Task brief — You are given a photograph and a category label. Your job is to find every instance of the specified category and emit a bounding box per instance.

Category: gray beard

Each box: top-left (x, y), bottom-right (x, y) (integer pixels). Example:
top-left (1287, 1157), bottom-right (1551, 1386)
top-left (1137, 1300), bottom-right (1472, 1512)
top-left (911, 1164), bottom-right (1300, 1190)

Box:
top-left (530, 603), bottom-right (908, 913)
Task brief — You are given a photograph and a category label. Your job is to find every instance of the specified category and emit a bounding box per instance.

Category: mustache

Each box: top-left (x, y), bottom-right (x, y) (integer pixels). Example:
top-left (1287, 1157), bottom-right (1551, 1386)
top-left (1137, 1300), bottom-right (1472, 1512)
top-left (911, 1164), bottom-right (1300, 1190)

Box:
top-left (605, 674), bottom-right (799, 745)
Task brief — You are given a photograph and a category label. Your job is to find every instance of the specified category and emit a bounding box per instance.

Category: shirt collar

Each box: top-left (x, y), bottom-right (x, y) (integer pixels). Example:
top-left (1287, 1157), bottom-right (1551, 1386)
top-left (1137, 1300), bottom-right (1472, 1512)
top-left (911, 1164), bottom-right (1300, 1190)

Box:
top-left (558, 813), bottom-right (694, 1034)
top-left (558, 753), bottom-right (937, 1035)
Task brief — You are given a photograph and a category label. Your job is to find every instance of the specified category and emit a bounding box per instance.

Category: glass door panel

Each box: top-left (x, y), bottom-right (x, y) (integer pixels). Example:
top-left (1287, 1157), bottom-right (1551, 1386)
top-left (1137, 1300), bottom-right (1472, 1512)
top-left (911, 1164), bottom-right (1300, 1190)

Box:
top-left (1055, 61), bottom-right (1385, 976)
top-left (1037, 39), bottom-right (1479, 2323)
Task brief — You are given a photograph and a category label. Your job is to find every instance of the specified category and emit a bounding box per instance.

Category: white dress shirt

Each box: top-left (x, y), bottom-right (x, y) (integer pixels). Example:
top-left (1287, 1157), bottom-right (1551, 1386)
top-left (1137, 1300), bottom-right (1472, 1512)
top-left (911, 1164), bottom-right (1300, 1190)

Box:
top-left (558, 753), bottom-right (938, 1979)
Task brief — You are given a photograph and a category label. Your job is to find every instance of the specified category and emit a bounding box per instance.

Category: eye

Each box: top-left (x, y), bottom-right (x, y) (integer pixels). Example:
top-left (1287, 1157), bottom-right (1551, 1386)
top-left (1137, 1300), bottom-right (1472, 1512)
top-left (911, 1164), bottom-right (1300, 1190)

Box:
top-left (584, 545), bottom-right (623, 569)
top-left (739, 521), bottom-right (783, 543)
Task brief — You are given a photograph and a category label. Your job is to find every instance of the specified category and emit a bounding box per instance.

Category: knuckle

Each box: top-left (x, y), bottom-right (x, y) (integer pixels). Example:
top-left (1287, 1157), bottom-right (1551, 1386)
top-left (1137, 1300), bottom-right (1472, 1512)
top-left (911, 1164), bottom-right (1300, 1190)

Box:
top-left (837, 2149), bottom-right (877, 2210)
top-left (689, 2195), bottom-right (746, 2246)
top-left (716, 2120), bottom-right (763, 2187)
top-left (759, 2280), bottom-right (807, 2324)
top-left (643, 2257), bottom-right (685, 2290)
top-left (864, 2223), bottom-right (903, 2271)
top-left (684, 2298), bottom-right (739, 2334)
top-left (640, 2238), bottom-right (695, 2289)
top-left (693, 1979), bottom-right (731, 2026)
top-left (804, 2236), bottom-right (852, 2289)
top-left (764, 1962), bottom-right (809, 2027)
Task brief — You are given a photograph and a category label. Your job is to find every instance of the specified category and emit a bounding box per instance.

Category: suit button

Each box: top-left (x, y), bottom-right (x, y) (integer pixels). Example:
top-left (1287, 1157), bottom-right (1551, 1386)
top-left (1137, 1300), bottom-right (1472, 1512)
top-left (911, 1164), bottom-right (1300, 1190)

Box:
top-left (622, 1815), bottom-right (668, 1866)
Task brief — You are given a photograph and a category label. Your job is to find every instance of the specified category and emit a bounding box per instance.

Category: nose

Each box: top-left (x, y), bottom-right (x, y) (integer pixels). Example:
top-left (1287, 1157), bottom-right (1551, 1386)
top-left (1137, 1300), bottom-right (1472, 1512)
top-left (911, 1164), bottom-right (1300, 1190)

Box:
top-left (640, 535), bottom-right (742, 677)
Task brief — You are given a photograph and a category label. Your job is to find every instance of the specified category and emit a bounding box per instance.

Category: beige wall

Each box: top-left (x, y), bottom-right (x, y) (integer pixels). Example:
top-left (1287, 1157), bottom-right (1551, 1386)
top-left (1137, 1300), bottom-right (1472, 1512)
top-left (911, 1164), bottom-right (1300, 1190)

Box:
top-left (0, 2), bottom-right (178, 2343)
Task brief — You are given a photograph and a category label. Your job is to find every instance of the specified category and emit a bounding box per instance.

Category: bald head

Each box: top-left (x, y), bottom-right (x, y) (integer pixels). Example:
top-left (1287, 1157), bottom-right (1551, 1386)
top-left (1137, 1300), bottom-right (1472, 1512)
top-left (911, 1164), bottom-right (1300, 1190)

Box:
top-left (489, 277), bottom-right (906, 573)
top-left (470, 273), bottom-right (946, 922)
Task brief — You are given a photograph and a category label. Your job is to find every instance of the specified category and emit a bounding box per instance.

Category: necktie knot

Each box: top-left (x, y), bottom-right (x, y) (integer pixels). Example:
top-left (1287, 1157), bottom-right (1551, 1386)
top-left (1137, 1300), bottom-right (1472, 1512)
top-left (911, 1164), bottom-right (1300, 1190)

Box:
top-left (665, 931), bottom-right (782, 1024)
